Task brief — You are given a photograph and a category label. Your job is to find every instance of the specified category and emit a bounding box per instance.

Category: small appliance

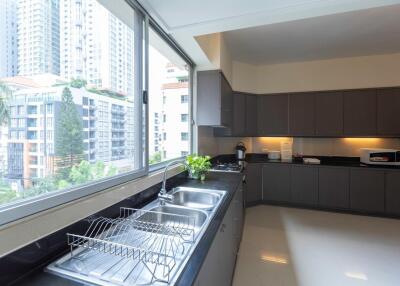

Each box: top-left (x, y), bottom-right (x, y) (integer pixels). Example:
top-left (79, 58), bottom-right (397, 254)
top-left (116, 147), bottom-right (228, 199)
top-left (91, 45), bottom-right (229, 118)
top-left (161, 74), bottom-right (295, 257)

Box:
top-left (268, 150), bottom-right (281, 160)
top-left (235, 142), bottom-right (247, 167)
top-left (360, 148), bottom-right (400, 165)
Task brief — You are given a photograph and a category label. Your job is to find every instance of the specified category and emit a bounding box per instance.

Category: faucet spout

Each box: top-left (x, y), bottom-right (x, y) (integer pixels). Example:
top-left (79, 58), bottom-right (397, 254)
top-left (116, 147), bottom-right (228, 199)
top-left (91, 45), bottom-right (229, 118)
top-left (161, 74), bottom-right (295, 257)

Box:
top-left (159, 160), bottom-right (191, 202)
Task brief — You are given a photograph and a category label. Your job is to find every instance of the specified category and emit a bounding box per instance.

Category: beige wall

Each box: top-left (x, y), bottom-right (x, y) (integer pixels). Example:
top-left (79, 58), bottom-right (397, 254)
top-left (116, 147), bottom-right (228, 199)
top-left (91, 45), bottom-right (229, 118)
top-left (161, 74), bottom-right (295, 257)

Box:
top-left (232, 52), bottom-right (400, 94)
top-left (253, 137), bottom-right (400, 157)
top-left (195, 33), bottom-right (233, 85)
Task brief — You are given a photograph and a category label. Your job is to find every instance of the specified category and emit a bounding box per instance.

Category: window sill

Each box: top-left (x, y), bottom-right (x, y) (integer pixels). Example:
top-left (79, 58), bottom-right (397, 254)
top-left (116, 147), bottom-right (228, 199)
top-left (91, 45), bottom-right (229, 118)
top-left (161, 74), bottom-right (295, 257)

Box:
top-left (0, 165), bottom-right (184, 257)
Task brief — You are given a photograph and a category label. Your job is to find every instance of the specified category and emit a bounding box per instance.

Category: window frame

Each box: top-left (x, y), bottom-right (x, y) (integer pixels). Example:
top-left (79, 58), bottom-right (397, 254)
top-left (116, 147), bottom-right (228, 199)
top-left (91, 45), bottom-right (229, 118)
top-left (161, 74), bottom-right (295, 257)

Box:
top-left (0, 1), bottom-right (148, 226)
top-left (147, 22), bottom-right (194, 170)
top-left (0, 0), bottom-right (195, 226)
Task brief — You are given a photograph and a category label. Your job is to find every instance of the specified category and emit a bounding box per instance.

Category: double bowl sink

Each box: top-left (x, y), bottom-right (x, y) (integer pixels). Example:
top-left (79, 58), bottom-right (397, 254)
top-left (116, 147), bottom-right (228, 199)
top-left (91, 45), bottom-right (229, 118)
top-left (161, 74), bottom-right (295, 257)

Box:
top-left (148, 187), bottom-right (226, 230)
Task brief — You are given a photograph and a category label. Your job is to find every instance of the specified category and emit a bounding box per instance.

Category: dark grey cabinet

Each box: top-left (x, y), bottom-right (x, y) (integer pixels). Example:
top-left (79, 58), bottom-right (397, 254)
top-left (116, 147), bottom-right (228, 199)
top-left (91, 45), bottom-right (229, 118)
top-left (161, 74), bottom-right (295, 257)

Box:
top-left (343, 89), bottom-right (377, 136)
top-left (291, 166), bottom-right (318, 206)
top-left (245, 163), bottom-right (262, 205)
top-left (197, 70), bottom-right (232, 127)
top-left (385, 171), bottom-right (400, 215)
top-left (318, 167), bottom-right (349, 209)
top-left (350, 168), bottom-right (384, 213)
top-left (315, 91), bottom-right (343, 136)
top-left (245, 94), bottom-right (258, 136)
top-left (195, 185), bottom-right (244, 286)
top-left (289, 92), bottom-right (315, 136)
top-left (257, 94), bottom-right (289, 136)
top-left (231, 93), bottom-right (246, 136)
top-left (377, 88), bottom-right (400, 136)
top-left (262, 164), bottom-right (291, 202)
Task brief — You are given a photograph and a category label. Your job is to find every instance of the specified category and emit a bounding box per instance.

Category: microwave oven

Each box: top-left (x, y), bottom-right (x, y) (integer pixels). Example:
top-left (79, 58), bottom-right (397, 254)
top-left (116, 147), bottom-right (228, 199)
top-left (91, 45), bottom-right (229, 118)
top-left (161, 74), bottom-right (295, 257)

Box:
top-left (360, 148), bottom-right (400, 165)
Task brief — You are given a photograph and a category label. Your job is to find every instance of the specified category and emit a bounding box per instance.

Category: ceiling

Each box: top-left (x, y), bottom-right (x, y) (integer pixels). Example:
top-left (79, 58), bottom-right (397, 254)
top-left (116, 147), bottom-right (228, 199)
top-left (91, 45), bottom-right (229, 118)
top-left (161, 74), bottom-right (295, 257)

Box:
top-left (138, 0), bottom-right (400, 67)
top-left (224, 4), bottom-right (400, 65)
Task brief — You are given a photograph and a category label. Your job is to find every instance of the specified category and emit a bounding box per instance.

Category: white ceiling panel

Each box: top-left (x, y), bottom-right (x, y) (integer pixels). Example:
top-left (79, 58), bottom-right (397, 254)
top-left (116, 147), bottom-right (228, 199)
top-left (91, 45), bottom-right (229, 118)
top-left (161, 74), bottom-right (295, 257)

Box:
top-left (224, 4), bottom-right (400, 65)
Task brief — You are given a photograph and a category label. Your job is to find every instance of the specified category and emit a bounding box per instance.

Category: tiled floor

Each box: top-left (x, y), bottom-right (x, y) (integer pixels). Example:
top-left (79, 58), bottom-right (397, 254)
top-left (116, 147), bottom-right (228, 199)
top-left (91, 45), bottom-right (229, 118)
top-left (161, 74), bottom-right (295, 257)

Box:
top-left (232, 205), bottom-right (400, 286)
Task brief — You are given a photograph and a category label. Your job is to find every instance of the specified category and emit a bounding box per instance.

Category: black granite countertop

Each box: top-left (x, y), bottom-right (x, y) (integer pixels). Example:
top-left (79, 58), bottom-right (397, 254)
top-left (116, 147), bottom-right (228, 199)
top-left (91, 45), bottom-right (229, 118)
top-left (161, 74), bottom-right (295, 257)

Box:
top-left (10, 172), bottom-right (243, 286)
top-left (213, 154), bottom-right (400, 170)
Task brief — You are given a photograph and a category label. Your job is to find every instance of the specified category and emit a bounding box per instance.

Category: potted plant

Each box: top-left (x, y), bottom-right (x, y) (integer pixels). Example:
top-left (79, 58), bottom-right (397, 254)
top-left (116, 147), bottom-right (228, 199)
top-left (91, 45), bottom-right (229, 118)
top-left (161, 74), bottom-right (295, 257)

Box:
top-left (185, 154), bottom-right (212, 181)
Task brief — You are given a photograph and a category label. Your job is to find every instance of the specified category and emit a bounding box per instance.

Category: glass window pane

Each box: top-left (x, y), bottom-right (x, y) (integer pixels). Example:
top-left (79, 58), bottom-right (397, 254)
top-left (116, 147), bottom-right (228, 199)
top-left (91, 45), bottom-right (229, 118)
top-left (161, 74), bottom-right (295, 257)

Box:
top-left (148, 27), bottom-right (191, 165)
top-left (0, 0), bottom-right (141, 209)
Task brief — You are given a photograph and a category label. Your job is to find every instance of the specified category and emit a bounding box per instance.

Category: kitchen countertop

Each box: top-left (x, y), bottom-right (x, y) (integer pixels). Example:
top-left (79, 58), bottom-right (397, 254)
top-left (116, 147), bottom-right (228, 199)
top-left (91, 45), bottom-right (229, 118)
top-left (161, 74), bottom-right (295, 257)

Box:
top-left (11, 172), bottom-right (243, 286)
top-left (213, 154), bottom-right (400, 169)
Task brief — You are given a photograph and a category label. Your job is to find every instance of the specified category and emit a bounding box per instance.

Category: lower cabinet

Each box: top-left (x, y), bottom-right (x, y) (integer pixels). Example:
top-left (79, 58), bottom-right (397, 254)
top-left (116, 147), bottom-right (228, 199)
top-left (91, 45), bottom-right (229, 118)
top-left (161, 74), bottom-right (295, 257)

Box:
top-left (291, 166), bottom-right (318, 206)
top-left (385, 171), bottom-right (400, 215)
top-left (262, 164), bottom-right (291, 202)
top-left (350, 168), bottom-right (385, 213)
top-left (318, 167), bottom-right (350, 209)
top-left (246, 162), bottom-right (394, 215)
top-left (245, 163), bottom-right (262, 205)
top-left (195, 184), bottom-right (244, 286)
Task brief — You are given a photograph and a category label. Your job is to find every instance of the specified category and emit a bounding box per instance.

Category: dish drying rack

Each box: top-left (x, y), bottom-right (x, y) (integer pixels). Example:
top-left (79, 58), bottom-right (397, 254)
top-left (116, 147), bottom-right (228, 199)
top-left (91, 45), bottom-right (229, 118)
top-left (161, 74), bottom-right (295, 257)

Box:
top-left (64, 207), bottom-right (197, 285)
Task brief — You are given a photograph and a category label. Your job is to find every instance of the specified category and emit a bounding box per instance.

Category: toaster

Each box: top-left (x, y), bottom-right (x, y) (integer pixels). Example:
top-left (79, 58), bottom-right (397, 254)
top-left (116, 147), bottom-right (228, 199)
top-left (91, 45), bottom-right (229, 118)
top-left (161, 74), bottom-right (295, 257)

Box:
top-left (360, 148), bottom-right (400, 165)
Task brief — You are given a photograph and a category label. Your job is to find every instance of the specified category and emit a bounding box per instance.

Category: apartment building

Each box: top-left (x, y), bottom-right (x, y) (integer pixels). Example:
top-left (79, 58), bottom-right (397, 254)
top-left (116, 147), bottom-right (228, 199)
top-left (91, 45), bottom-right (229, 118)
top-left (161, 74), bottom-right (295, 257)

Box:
top-left (151, 64), bottom-right (190, 161)
top-left (0, 0), bottom-right (18, 77)
top-left (4, 76), bottom-right (135, 188)
top-left (60, 0), bottom-right (135, 96)
top-left (17, 0), bottom-right (60, 76)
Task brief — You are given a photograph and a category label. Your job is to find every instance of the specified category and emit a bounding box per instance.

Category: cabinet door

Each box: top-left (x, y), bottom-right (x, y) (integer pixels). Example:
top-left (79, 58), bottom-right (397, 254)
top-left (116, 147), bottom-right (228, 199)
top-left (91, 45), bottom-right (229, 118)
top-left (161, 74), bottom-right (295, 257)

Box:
top-left (350, 169), bottom-right (384, 213)
top-left (315, 91), bottom-right (343, 136)
top-left (257, 94), bottom-right (289, 136)
top-left (318, 167), bottom-right (349, 209)
top-left (245, 164), bottom-right (262, 205)
top-left (385, 171), bottom-right (400, 215)
top-left (220, 73), bottom-right (233, 127)
top-left (377, 88), bottom-right (400, 136)
top-left (232, 93), bottom-right (246, 136)
top-left (245, 94), bottom-right (258, 136)
top-left (289, 92), bottom-right (315, 136)
top-left (291, 166), bottom-right (318, 206)
top-left (197, 70), bottom-right (221, 126)
top-left (262, 164), bottom-right (291, 202)
top-left (343, 89), bottom-right (377, 136)
top-left (196, 202), bottom-right (235, 286)
top-left (233, 185), bottom-right (244, 251)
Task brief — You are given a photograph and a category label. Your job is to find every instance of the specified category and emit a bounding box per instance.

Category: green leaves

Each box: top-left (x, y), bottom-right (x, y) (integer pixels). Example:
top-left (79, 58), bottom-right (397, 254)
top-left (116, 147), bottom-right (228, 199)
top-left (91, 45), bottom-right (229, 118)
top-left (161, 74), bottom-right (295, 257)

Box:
top-left (55, 87), bottom-right (84, 171)
top-left (185, 154), bottom-right (211, 177)
top-left (0, 81), bottom-right (12, 126)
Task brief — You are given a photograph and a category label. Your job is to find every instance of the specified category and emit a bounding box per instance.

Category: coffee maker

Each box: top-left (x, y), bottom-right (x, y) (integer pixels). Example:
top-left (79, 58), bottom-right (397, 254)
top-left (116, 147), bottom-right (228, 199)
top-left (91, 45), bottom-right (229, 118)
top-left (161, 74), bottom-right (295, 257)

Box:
top-left (235, 142), bottom-right (246, 167)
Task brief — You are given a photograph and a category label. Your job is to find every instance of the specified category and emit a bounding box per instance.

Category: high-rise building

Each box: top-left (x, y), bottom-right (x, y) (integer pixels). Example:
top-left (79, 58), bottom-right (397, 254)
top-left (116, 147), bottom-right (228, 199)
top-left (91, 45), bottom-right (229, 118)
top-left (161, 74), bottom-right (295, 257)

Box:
top-left (60, 0), bottom-right (134, 96)
top-left (0, 0), bottom-right (18, 77)
top-left (17, 0), bottom-right (60, 76)
top-left (149, 63), bottom-right (190, 161)
top-left (3, 75), bottom-right (135, 188)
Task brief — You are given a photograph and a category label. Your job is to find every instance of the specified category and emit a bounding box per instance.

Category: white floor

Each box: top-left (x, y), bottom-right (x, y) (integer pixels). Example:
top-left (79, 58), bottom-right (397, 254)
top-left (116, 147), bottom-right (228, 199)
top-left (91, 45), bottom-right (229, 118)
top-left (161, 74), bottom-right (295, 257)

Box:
top-left (232, 205), bottom-right (400, 286)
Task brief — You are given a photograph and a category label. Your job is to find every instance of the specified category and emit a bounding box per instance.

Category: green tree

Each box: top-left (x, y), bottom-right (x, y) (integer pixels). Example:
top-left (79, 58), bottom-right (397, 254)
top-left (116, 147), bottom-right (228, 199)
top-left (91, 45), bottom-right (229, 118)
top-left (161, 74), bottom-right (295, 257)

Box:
top-left (55, 87), bottom-right (84, 173)
top-left (69, 161), bottom-right (117, 185)
top-left (70, 78), bottom-right (87, 88)
top-left (0, 81), bottom-right (12, 125)
top-left (149, 152), bottom-right (162, 165)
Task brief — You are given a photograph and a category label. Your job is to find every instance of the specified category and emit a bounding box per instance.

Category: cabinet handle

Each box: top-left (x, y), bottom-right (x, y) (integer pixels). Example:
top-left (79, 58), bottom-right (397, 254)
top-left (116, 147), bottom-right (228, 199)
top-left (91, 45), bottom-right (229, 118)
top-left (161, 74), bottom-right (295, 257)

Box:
top-left (220, 223), bottom-right (226, 232)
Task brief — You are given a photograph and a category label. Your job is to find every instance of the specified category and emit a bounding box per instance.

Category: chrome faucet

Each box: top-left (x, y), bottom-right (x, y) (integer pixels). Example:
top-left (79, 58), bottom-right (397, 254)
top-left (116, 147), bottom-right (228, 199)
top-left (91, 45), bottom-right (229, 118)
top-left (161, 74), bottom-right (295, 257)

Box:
top-left (159, 160), bottom-right (191, 203)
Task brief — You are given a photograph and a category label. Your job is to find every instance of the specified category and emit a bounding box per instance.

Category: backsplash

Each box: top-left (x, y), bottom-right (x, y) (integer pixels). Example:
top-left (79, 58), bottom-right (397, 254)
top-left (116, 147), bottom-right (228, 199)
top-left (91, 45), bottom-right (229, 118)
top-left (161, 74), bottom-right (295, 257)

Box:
top-left (201, 135), bottom-right (400, 157)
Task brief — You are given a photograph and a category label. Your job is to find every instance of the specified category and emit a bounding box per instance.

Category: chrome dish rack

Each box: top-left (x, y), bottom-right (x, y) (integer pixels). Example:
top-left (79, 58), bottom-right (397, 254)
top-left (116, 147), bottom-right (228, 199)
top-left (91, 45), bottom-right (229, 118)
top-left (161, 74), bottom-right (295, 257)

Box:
top-left (50, 207), bottom-right (197, 285)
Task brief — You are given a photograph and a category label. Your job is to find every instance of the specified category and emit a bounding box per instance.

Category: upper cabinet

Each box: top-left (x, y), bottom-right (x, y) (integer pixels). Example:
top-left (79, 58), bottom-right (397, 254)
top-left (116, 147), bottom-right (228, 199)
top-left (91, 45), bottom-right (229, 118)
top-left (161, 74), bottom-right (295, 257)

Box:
top-left (343, 89), bottom-right (377, 136)
top-left (245, 94), bottom-right (258, 136)
top-left (197, 70), bottom-right (232, 127)
top-left (377, 88), bottom-right (400, 136)
top-left (257, 94), bottom-right (289, 136)
top-left (315, 91), bottom-right (343, 136)
top-left (288, 92), bottom-right (315, 136)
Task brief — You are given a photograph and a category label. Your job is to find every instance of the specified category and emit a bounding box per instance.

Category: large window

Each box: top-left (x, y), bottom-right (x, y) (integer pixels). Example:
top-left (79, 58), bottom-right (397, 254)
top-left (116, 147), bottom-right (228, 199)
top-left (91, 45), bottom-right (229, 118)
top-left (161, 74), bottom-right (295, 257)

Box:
top-left (148, 27), bottom-right (191, 166)
top-left (0, 0), bottom-right (148, 224)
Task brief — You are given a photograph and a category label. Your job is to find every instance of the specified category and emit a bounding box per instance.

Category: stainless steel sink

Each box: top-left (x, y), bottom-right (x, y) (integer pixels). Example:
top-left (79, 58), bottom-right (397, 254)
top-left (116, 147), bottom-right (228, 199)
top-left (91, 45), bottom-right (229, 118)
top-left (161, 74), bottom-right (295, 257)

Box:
top-left (148, 205), bottom-right (208, 230)
top-left (166, 187), bottom-right (226, 211)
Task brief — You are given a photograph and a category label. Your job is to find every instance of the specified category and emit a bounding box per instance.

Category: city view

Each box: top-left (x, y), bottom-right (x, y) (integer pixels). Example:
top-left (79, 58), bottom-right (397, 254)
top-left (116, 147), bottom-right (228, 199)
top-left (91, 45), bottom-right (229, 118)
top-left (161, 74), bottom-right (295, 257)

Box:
top-left (0, 0), bottom-right (190, 206)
